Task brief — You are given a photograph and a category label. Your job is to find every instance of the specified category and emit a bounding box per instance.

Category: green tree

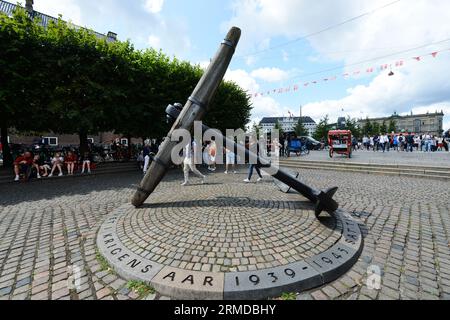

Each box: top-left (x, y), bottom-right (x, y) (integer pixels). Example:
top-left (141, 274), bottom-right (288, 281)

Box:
top-left (0, 8), bottom-right (52, 166)
top-left (362, 117), bottom-right (373, 136)
top-left (0, 8), bottom-right (252, 166)
top-left (388, 118), bottom-right (397, 133)
top-left (372, 122), bottom-right (380, 135)
top-left (343, 117), bottom-right (361, 138)
top-left (380, 120), bottom-right (387, 134)
top-left (294, 119), bottom-right (308, 137)
top-left (313, 115), bottom-right (331, 141)
top-left (274, 120), bottom-right (284, 137)
top-left (252, 122), bottom-right (261, 137)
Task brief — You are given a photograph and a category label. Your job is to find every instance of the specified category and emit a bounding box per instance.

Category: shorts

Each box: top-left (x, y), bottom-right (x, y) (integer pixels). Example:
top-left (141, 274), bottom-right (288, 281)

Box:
top-left (226, 153), bottom-right (235, 164)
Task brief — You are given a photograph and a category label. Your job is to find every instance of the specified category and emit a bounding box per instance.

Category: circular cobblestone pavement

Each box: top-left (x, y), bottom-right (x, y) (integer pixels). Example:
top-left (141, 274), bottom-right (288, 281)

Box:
top-left (0, 164), bottom-right (449, 300)
top-left (97, 174), bottom-right (362, 299)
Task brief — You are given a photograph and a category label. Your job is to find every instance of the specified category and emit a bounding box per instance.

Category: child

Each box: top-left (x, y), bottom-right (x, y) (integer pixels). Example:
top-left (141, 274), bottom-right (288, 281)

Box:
top-left (49, 152), bottom-right (64, 177)
top-left (65, 151), bottom-right (77, 175)
top-left (208, 139), bottom-right (217, 171)
top-left (81, 151), bottom-right (92, 174)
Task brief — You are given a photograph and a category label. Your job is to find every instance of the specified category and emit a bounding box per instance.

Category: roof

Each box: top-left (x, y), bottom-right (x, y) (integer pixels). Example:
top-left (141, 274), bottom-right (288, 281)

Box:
top-left (0, 0), bottom-right (117, 42)
top-left (259, 117), bottom-right (316, 125)
top-left (358, 111), bottom-right (444, 122)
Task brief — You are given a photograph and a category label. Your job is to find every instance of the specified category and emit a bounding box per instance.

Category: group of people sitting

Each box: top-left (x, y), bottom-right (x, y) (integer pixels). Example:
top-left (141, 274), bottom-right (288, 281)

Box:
top-left (13, 150), bottom-right (93, 182)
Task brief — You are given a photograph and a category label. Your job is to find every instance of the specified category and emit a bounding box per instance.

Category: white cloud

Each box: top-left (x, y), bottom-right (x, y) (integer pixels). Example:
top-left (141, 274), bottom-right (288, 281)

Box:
top-left (223, 0), bottom-right (450, 130)
top-left (302, 58), bottom-right (450, 132)
top-left (144, 0), bottom-right (164, 14)
top-left (147, 35), bottom-right (161, 48)
top-left (142, 18), bottom-right (192, 58)
top-left (224, 69), bottom-right (291, 123)
top-left (251, 67), bottom-right (289, 83)
top-left (225, 69), bottom-right (260, 93)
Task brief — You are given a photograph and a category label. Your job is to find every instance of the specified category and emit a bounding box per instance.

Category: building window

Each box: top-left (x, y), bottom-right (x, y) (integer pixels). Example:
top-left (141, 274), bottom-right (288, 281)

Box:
top-left (414, 119), bottom-right (421, 133)
top-left (120, 138), bottom-right (129, 146)
top-left (43, 137), bottom-right (58, 146)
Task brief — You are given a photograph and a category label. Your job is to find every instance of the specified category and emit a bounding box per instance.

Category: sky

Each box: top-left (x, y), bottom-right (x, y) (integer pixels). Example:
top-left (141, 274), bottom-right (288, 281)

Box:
top-left (18, 0), bottom-right (450, 132)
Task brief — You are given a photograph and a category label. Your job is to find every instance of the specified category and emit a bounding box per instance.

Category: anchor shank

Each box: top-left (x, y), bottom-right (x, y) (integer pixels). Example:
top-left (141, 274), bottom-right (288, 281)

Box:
top-left (200, 124), bottom-right (320, 204)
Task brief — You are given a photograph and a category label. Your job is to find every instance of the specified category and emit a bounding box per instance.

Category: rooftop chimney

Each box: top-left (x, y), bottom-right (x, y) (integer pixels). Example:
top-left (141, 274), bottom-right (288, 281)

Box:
top-left (107, 31), bottom-right (117, 42)
top-left (25, 0), bottom-right (34, 13)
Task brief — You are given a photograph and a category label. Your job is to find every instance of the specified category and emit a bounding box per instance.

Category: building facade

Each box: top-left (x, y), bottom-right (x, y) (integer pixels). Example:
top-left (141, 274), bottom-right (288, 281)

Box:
top-left (259, 117), bottom-right (317, 136)
top-left (6, 131), bottom-right (143, 147)
top-left (357, 111), bottom-right (445, 136)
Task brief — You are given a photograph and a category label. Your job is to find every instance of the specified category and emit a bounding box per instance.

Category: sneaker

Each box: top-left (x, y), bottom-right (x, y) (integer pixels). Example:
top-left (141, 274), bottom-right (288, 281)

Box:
top-left (257, 177), bottom-right (262, 182)
top-left (181, 181), bottom-right (188, 186)
top-left (224, 171), bottom-right (228, 174)
top-left (37, 175), bottom-right (41, 179)
top-left (48, 174), bottom-right (53, 177)
top-left (58, 172), bottom-right (63, 177)
top-left (81, 171), bottom-right (85, 174)
top-left (233, 171), bottom-right (237, 174)
top-left (14, 175), bottom-right (19, 182)
top-left (243, 179), bottom-right (250, 183)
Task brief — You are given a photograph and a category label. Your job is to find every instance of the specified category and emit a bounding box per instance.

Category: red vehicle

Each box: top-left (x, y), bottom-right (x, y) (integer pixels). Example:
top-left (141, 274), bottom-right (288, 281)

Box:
top-left (328, 130), bottom-right (352, 158)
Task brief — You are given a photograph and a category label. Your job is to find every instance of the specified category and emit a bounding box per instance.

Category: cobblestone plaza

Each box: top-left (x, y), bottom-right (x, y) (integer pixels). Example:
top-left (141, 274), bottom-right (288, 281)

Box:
top-left (1, 151), bottom-right (449, 300)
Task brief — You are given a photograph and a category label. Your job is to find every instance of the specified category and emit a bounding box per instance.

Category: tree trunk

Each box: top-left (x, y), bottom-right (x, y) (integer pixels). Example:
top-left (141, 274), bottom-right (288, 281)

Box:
top-left (79, 131), bottom-right (89, 156)
top-left (1, 126), bottom-right (13, 168)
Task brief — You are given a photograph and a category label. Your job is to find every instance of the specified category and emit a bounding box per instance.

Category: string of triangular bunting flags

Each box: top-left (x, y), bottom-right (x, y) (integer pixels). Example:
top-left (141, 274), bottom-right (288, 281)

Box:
top-left (250, 48), bottom-right (449, 98)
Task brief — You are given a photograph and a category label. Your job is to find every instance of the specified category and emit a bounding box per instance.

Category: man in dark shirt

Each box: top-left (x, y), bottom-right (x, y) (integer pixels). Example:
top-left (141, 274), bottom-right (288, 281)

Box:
top-left (14, 151), bottom-right (33, 181)
top-left (406, 132), bottom-right (415, 152)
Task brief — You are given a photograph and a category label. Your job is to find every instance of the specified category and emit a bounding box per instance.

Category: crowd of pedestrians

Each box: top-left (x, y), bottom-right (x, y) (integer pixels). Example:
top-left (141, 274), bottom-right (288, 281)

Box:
top-left (358, 130), bottom-right (450, 153)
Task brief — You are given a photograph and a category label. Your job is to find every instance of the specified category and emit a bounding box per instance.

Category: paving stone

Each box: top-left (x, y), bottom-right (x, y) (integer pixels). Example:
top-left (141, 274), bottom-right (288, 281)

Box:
top-left (0, 162), bottom-right (449, 301)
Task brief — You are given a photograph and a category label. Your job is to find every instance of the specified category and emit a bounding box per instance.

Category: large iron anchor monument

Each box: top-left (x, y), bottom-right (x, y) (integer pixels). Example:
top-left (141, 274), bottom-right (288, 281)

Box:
top-left (131, 26), bottom-right (339, 216)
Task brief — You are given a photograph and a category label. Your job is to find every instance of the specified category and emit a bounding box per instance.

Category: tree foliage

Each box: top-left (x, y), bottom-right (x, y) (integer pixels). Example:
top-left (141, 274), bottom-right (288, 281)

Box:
top-left (343, 117), bottom-right (361, 138)
top-left (0, 8), bottom-right (252, 166)
top-left (294, 120), bottom-right (308, 137)
top-left (313, 115), bottom-right (331, 141)
top-left (388, 118), bottom-right (397, 133)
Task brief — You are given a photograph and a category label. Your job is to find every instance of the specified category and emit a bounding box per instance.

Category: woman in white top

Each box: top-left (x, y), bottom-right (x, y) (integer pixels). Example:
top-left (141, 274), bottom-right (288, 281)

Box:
top-left (182, 139), bottom-right (206, 186)
top-left (49, 152), bottom-right (64, 177)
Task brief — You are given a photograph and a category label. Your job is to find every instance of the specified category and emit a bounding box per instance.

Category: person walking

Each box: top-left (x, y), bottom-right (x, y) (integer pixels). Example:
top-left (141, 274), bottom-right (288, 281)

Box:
top-left (142, 142), bottom-right (151, 174)
top-left (424, 132), bottom-right (432, 152)
top-left (406, 132), bottom-right (415, 152)
top-left (379, 133), bottom-right (388, 152)
top-left (181, 138), bottom-right (206, 186)
top-left (224, 146), bottom-right (236, 174)
top-left (243, 137), bottom-right (263, 183)
top-left (393, 134), bottom-right (399, 151)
